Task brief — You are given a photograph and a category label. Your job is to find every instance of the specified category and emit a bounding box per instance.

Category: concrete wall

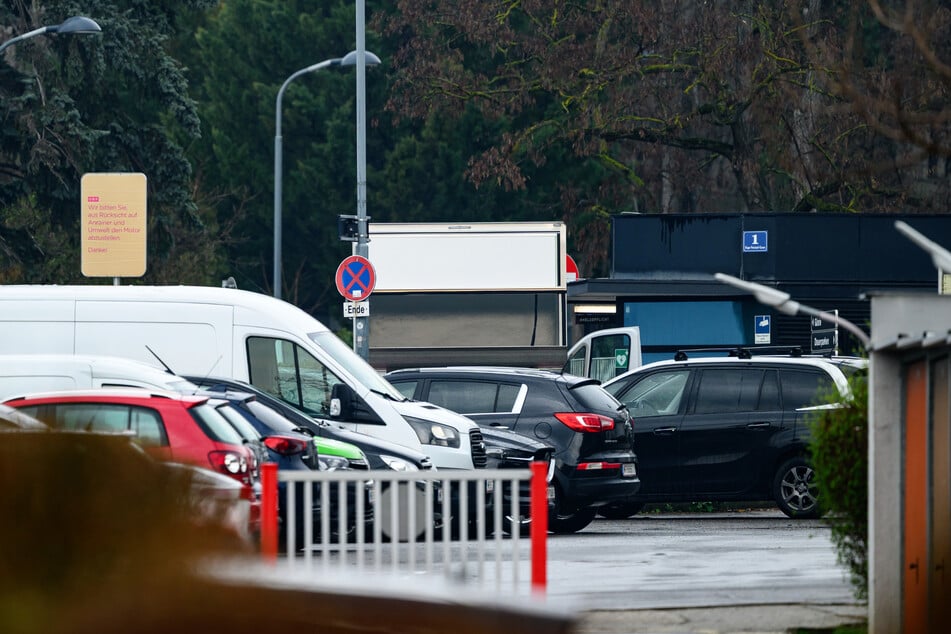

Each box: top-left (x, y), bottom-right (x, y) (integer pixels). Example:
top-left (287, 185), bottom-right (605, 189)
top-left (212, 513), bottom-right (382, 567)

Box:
top-left (869, 293), bottom-right (951, 633)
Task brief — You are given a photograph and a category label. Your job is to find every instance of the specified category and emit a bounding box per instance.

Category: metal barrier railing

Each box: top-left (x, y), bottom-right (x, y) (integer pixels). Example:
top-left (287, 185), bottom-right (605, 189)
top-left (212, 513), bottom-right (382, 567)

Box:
top-left (260, 462), bottom-right (549, 595)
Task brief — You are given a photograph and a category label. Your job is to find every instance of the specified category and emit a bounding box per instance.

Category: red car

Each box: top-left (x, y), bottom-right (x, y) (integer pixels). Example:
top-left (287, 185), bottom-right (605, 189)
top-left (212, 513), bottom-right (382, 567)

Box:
top-left (3, 389), bottom-right (261, 536)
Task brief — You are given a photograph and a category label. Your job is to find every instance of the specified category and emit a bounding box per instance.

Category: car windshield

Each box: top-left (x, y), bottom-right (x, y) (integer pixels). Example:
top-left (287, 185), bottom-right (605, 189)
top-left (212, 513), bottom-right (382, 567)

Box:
top-left (244, 400), bottom-right (301, 434)
top-left (189, 403), bottom-right (246, 444)
top-left (569, 382), bottom-right (626, 414)
top-left (309, 331), bottom-right (406, 401)
top-left (214, 403), bottom-right (261, 441)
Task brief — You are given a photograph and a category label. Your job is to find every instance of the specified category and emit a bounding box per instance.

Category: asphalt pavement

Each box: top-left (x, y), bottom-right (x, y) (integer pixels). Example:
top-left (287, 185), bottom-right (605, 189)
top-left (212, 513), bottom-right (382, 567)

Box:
top-left (577, 602), bottom-right (867, 633)
top-left (562, 508), bottom-right (869, 633)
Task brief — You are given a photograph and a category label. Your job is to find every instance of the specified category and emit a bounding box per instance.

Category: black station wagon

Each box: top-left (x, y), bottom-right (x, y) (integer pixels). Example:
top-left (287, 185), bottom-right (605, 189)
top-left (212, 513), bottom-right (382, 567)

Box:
top-left (600, 352), bottom-right (865, 519)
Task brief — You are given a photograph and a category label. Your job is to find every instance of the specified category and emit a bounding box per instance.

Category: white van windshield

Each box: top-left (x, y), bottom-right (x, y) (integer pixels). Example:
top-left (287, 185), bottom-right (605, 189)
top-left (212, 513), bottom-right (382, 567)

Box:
top-left (309, 332), bottom-right (406, 401)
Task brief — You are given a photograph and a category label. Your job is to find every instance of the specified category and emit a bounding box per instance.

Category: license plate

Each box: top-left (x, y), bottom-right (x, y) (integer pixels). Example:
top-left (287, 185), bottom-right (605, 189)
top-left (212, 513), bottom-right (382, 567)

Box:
top-left (547, 485), bottom-right (555, 500)
top-left (622, 463), bottom-right (637, 477)
top-left (485, 480), bottom-right (495, 493)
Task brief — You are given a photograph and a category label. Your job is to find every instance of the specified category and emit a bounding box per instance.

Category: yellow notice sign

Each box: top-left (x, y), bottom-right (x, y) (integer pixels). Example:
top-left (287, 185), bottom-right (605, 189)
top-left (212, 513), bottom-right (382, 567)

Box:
top-left (81, 172), bottom-right (147, 277)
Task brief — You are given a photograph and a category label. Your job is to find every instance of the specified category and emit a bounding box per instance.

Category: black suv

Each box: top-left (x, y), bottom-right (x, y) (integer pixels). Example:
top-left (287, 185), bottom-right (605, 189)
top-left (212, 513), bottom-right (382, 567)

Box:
top-left (384, 366), bottom-right (640, 534)
top-left (600, 351), bottom-right (866, 519)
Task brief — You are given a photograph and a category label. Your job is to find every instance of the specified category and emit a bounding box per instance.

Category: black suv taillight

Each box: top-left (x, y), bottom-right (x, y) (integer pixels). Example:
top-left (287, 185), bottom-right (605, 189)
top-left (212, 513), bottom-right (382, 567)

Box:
top-left (554, 412), bottom-right (615, 432)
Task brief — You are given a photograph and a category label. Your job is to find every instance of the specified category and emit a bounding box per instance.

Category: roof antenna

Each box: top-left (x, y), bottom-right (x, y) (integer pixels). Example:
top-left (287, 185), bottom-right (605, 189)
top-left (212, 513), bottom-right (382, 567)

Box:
top-left (146, 345), bottom-right (176, 375)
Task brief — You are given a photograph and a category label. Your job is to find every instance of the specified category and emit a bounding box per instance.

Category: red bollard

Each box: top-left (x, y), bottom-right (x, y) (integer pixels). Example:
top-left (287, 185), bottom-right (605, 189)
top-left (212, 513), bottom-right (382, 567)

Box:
top-left (530, 460), bottom-right (548, 595)
top-left (260, 462), bottom-right (278, 561)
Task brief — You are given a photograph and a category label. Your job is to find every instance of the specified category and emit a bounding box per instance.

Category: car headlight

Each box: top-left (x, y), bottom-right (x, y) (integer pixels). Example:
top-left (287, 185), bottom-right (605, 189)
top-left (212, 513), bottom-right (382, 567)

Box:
top-left (405, 417), bottom-right (461, 448)
top-left (318, 455), bottom-right (351, 471)
top-left (380, 455), bottom-right (420, 472)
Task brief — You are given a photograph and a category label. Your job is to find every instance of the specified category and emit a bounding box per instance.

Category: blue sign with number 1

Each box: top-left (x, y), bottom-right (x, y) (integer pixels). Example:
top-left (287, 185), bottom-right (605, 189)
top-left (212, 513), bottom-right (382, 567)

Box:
top-left (743, 231), bottom-right (768, 253)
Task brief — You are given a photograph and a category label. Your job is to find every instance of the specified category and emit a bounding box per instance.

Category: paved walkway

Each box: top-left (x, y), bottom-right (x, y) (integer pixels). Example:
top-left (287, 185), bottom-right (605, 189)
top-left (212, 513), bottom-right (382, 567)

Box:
top-left (577, 602), bottom-right (868, 633)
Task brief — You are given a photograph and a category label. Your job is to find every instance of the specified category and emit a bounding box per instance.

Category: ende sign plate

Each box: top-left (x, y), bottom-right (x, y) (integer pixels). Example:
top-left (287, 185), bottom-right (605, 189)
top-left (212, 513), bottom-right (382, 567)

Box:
top-left (343, 302), bottom-right (370, 318)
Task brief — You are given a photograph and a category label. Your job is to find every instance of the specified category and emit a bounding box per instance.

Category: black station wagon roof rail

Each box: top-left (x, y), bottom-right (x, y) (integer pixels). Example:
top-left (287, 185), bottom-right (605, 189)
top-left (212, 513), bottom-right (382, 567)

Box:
top-left (672, 346), bottom-right (805, 361)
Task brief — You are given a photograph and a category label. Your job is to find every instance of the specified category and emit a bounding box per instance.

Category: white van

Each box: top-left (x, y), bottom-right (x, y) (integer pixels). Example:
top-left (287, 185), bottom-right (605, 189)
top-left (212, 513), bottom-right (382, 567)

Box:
top-left (0, 354), bottom-right (199, 400)
top-left (564, 326), bottom-right (643, 383)
top-left (0, 285), bottom-right (482, 469)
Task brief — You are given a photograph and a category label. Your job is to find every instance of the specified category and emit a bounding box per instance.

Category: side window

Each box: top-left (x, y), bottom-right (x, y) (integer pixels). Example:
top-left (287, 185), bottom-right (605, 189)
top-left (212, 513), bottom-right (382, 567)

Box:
top-left (606, 370), bottom-right (690, 417)
top-left (757, 370), bottom-right (781, 410)
top-left (28, 403), bottom-right (167, 447)
top-left (565, 346), bottom-right (587, 377)
top-left (247, 336), bottom-right (343, 417)
top-left (129, 407), bottom-right (167, 447)
top-left (428, 380), bottom-right (504, 414)
top-left (694, 369), bottom-right (763, 414)
top-left (497, 383), bottom-right (520, 411)
top-left (591, 333), bottom-right (632, 381)
top-left (55, 403), bottom-right (130, 433)
top-left (780, 369), bottom-right (838, 410)
top-left (390, 380), bottom-right (417, 400)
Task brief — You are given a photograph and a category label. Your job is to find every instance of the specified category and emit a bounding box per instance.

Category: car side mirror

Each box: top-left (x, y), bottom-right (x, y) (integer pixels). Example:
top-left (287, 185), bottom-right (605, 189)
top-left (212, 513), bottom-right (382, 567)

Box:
top-left (330, 383), bottom-right (353, 419)
top-left (329, 383), bottom-right (383, 424)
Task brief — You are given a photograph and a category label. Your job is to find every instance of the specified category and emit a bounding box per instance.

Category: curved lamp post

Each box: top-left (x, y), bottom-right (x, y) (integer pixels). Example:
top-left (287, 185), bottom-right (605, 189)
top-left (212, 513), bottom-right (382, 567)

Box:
top-left (272, 50), bottom-right (381, 300)
top-left (0, 16), bottom-right (101, 54)
top-left (714, 272), bottom-right (871, 350)
top-left (894, 220), bottom-right (951, 273)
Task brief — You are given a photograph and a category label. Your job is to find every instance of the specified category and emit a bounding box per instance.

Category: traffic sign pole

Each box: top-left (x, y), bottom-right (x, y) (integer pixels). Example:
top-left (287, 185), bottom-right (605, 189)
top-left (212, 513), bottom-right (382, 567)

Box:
top-left (335, 255), bottom-right (375, 357)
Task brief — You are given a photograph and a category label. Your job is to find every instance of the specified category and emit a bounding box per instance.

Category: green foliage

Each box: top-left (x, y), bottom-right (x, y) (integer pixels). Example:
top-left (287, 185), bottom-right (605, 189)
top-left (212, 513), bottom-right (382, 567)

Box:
top-left (809, 371), bottom-right (869, 600)
top-left (0, 0), bottom-right (227, 286)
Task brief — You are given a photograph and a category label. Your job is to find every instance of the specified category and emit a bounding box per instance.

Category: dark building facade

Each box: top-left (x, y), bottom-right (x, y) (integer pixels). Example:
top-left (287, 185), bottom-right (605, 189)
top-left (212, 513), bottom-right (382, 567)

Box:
top-left (567, 213), bottom-right (951, 363)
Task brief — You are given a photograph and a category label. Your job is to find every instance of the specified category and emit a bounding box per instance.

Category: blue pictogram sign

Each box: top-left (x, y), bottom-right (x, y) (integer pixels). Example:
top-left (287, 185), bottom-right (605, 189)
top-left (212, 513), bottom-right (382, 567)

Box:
top-left (335, 255), bottom-right (376, 302)
top-left (754, 314), bottom-right (771, 344)
top-left (743, 230), bottom-right (768, 253)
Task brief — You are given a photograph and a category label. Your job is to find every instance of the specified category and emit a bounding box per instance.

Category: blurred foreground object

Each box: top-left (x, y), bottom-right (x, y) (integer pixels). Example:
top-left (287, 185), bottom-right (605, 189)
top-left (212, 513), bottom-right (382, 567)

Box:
top-left (0, 430), bottom-right (253, 634)
top-left (0, 429), bottom-right (576, 634)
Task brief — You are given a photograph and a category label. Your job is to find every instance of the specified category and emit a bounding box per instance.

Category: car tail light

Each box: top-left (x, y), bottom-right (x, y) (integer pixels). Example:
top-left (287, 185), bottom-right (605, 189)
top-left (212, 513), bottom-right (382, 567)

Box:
top-left (577, 461), bottom-right (622, 471)
top-left (208, 450), bottom-right (250, 485)
top-left (263, 435), bottom-right (309, 456)
top-left (554, 412), bottom-right (615, 432)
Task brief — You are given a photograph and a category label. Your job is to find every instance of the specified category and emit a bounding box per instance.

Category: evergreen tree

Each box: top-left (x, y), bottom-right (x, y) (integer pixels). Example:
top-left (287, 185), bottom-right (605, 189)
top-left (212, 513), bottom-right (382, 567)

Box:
top-left (0, 0), bottom-right (227, 285)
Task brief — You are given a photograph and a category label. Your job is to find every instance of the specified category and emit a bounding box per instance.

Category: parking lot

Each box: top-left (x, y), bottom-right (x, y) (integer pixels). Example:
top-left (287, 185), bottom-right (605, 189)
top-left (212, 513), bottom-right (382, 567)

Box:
top-left (544, 509), bottom-right (858, 612)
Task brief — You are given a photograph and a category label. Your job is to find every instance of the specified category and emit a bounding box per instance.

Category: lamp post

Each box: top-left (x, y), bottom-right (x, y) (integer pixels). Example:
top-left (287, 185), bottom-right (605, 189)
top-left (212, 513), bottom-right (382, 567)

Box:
top-left (272, 50), bottom-right (380, 300)
top-left (894, 220), bottom-right (951, 274)
top-left (0, 16), bottom-right (101, 54)
top-left (714, 272), bottom-right (871, 349)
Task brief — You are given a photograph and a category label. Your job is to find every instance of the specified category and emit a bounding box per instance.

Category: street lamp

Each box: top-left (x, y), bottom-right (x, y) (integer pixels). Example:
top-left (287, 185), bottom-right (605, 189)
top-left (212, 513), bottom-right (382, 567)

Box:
top-left (272, 50), bottom-right (381, 300)
top-left (0, 16), bottom-right (101, 54)
top-left (714, 272), bottom-right (871, 349)
top-left (894, 220), bottom-right (951, 273)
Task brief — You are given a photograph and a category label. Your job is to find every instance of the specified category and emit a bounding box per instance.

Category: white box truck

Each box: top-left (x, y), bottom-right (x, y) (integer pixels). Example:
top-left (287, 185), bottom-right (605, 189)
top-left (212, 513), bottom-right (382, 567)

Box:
top-left (366, 221), bottom-right (571, 371)
top-left (0, 285), bottom-right (483, 470)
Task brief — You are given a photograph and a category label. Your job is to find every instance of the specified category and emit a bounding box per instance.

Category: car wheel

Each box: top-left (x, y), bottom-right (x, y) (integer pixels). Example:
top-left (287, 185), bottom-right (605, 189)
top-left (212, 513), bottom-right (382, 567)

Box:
top-left (548, 484), bottom-right (598, 534)
top-left (597, 501), bottom-right (646, 520)
top-left (499, 512), bottom-right (533, 537)
top-left (549, 506), bottom-right (597, 534)
top-left (773, 456), bottom-right (821, 519)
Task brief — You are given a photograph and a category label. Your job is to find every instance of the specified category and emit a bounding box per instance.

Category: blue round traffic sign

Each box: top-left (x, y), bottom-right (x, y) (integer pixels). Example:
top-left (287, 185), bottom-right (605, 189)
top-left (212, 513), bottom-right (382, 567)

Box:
top-left (335, 255), bottom-right (376, 301)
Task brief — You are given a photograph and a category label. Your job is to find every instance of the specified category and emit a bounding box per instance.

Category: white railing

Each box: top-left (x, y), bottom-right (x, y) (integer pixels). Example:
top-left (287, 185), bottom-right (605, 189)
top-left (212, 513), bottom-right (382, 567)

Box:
top-left (259, 463), bottom-right (549, 596)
